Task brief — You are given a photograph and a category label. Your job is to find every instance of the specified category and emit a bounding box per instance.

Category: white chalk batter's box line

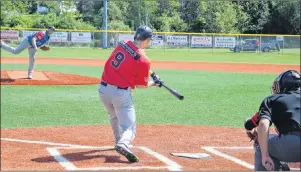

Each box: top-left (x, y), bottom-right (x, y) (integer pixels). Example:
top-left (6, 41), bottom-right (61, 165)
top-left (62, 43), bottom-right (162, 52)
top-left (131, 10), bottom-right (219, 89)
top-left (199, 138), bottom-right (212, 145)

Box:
top-left (1, 138), bottom-right (182, 171)
top-left (202, 146), bottom-right (300, 171)
top-left (47, 146), bottom-right (182, 171)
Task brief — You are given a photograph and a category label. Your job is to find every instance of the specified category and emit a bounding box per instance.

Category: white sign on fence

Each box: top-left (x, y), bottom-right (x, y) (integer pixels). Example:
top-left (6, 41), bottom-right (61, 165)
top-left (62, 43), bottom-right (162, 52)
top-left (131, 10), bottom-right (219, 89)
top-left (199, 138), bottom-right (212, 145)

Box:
top-left (214, 37), bottom-right (236, 48)
top-left (167, 35), bottom-right (188, 46)
top-left (118, 34), bottom-right (135, 42)
top-left (191, 36), bottom-right (212, 47)
top-left (276, 36), bottom-right (284, 41)
top-left (22, 31), bottom-right (39, 38)
top-left (71, 32), bottom-right (92, 43)
top-left (49, 32), bottom-right (68, 42)
top-left (0, 30), bottom-right (19, 40)
top-left (150, 35), bottom-right (164, 46)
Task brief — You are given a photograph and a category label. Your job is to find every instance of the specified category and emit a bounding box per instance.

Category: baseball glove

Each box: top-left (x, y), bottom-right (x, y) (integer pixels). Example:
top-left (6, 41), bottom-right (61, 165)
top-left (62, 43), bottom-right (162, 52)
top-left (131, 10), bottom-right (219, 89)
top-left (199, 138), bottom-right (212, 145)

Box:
top-left (40, 45), bottom-right (50, 51)
top-left (246, 128), bottom-right (259, 146)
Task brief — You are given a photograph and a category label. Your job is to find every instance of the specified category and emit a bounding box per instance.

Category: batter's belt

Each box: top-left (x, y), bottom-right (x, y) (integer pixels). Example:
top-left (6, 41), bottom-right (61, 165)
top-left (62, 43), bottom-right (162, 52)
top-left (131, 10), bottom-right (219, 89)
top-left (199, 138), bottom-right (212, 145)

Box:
top-left (101, 81), bottom-right (129, 90)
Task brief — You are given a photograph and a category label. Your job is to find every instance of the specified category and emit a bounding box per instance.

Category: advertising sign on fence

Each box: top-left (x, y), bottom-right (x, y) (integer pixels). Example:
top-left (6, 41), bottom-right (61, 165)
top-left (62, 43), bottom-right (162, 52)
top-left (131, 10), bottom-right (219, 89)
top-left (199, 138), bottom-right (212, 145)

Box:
top-left (167, 35), bottom-right (188, 46)
top-left (118, 34), bottom-right (135, 42)
top-left (191, 36), bottom-right (212, 47)
top-left (214, 37), bottom-right (236, 48)
top-left (22, 31), bottom-right (39, 38)
top-left (150, 35), bottom-right (164, 46)
top-left (71, 32), bottom-right (92, 43)
top-left (49, 32), bottom-right (68, 42)
top-left (0, 30), bottom-right (19, 40)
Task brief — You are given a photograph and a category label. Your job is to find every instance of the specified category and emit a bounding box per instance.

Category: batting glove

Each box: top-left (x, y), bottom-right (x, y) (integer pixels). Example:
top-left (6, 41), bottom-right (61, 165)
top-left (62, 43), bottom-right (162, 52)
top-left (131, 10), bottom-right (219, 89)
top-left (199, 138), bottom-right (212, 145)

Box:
top-left (151, 72), bottom-right (164, 87)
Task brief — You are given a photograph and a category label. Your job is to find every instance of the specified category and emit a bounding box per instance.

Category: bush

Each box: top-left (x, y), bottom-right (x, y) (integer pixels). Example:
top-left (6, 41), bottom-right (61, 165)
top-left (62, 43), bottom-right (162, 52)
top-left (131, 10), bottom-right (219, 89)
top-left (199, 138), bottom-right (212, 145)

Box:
top-left (3, 11), bottom-right (96, 31)
top-left (32, 13), bottom-right (57, 28)
top-left (6, 12), bottom-right (35, 28)
top-left (53, 12), bottom-right (95, 30)
top-left (108, 20), bottom-right (131, 31)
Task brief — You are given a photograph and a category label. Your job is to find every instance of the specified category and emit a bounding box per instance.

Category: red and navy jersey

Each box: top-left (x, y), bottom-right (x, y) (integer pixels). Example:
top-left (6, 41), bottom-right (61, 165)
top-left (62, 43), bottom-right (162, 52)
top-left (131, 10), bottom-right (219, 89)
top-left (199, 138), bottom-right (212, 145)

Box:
top-left (101, 40), bottom-right (150, 89)
top-left (27, 31), bottom-right (50, 48)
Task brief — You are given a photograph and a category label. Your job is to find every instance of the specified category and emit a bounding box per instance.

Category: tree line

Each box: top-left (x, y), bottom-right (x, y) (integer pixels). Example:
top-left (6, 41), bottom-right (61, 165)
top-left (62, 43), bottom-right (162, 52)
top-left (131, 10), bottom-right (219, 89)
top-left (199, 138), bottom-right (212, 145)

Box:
top-left (1, 0), bottom-right (300, 34)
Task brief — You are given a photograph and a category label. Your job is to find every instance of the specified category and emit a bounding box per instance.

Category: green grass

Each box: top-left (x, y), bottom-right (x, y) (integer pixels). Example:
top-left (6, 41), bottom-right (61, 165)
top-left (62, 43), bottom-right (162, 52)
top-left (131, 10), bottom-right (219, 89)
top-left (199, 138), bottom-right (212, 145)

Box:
top-left (1, 47), bottom-right (300, 64)
top-left (1, 64), bottom-right (277, 129)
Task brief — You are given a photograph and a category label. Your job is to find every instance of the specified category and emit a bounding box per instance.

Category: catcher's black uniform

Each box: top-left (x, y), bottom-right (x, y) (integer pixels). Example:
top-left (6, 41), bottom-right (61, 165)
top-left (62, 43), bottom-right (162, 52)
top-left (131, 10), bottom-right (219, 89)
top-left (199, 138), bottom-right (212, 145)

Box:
top-left (244, 70), bottom-right (301, 171)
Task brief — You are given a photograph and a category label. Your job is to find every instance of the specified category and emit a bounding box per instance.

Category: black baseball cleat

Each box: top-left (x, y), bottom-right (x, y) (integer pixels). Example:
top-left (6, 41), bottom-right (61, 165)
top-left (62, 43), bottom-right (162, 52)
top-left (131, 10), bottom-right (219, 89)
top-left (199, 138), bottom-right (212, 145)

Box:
top-left (115, 144), bottom-right (139, 163)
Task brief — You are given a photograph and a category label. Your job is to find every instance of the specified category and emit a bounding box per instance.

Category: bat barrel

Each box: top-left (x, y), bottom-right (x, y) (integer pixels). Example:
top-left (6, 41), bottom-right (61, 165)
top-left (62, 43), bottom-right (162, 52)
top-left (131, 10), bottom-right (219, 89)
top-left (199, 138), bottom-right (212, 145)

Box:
top-left (161, 83), bottom-right (184, 100)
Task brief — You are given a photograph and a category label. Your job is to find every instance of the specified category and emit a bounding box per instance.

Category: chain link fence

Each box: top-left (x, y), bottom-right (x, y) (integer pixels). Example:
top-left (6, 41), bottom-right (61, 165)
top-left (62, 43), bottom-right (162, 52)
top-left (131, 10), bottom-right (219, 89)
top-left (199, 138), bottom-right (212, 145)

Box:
top-left (1, 29), bottom-right (299, 55)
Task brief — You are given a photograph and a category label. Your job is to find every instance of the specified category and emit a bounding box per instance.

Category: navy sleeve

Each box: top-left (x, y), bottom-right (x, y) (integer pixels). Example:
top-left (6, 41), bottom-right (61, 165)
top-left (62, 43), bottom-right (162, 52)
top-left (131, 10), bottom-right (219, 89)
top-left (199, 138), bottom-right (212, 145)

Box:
top-left (256, 97), bottom-right (273, 125)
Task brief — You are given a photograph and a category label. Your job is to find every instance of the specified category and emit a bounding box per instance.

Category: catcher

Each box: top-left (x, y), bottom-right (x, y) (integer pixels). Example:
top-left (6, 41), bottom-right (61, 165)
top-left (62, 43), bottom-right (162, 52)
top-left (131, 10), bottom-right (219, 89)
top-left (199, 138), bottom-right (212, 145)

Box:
top-left (244, 70), bottom-right (301, 171)
top-left (1, 26), bottom-right (55, 79)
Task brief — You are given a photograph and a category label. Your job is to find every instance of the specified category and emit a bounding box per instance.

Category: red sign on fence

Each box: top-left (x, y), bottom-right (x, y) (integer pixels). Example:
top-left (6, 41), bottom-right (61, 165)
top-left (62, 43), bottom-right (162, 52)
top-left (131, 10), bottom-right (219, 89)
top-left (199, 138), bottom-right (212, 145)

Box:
top-left (0, 30), bottom-right (19, 40)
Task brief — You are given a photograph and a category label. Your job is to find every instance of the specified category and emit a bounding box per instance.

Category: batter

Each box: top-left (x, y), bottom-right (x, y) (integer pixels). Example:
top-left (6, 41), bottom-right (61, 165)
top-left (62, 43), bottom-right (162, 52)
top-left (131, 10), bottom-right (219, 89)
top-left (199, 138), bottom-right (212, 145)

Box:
top-left (98, 25), bottom-right (163, 163)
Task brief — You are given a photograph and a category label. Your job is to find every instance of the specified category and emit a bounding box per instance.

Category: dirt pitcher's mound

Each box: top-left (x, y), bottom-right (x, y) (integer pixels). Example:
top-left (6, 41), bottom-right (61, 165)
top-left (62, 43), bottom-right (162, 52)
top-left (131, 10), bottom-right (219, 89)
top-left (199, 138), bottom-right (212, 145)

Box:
top-left (1, 70), bottom-right (100, 85)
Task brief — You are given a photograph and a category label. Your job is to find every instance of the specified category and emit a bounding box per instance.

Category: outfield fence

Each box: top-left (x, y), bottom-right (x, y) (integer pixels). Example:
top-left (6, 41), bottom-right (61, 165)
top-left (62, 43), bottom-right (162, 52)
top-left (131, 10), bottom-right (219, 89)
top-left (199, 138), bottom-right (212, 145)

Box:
top-left (1, 27), bottom-right (299, 55)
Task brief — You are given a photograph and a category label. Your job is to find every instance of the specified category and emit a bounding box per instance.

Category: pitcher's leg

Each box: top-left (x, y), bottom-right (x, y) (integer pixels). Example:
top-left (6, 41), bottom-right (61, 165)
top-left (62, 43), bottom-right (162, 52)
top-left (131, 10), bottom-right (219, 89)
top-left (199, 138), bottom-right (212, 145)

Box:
top-left (1, 38), bottom-right (28, 54)
top-left (28, 48), bottom-right (37, 79)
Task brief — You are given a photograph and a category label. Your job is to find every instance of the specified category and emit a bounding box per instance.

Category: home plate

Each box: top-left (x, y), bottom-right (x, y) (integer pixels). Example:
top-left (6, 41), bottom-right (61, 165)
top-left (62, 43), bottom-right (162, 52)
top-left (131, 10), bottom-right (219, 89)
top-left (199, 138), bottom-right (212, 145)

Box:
top-left (170, 153), bottom-right (211, 159)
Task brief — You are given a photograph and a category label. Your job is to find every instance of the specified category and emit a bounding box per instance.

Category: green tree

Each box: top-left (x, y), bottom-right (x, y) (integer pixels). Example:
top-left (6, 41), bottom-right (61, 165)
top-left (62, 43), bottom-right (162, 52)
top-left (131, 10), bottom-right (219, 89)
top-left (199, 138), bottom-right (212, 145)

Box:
top-left (31, 13), bottom-right (57, 28)
top-left (75, 0), bottom-right (96, 23)
top-left (180, 1), bottom-right (202, 32)
top-left (55, 12), bottom-right (95, 30)
top-left (108, 20), bottom-right (130, 31)
top-left (150, 0), bottom-right (187, 32)
top-left (263, 0), bottom-right (300, 34)
top-left (240, 1), bottom-right (270, 33)
top-left (214, 1), bottom-right (249, 33)
top-left (233, 2), bottom-right (249, 33)
top-left (1, 0), bottom-right (300, 35)
top-left (91, 1), bottom-right (130, 30)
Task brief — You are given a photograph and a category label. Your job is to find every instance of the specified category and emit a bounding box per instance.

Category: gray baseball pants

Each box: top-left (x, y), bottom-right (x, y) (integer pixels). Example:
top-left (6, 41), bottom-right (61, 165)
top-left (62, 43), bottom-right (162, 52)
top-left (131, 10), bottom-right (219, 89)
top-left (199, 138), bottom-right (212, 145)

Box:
top-left (1, 38), bottom-right (37, 77)
top-left (255, 132), bottom-right (300, 171)
top-left (98, 82), bottom-right (136, 148)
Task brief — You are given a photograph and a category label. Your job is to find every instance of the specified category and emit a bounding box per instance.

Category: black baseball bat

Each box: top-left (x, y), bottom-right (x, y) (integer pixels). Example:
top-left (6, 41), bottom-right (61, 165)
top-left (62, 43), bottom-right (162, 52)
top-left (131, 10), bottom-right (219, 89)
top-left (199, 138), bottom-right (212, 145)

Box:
top-left (161, 83), bottom-right (184, 100)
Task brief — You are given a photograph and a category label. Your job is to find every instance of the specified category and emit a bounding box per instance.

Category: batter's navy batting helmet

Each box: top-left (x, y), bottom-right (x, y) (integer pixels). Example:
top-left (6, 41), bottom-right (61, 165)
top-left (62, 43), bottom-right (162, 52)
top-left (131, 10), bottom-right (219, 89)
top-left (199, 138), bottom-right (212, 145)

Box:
top-left (272, 70), bottom-right (301, 93)
top-left (134, 26), bottom-right (153, 41)
top-left (48, 26), bottom-right (56, 31)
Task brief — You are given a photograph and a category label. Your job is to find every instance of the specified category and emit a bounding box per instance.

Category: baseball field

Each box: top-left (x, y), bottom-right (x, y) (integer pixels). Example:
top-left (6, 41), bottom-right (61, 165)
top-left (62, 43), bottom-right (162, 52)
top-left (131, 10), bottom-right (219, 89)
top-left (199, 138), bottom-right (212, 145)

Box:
top-left (1, 48), bottom-right (300, 171)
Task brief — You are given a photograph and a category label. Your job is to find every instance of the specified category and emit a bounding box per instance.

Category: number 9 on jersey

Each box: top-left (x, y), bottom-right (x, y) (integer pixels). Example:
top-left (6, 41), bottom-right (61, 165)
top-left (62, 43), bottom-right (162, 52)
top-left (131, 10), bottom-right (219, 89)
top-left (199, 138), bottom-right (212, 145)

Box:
top-left (111, 52), bottom-right (125, 69)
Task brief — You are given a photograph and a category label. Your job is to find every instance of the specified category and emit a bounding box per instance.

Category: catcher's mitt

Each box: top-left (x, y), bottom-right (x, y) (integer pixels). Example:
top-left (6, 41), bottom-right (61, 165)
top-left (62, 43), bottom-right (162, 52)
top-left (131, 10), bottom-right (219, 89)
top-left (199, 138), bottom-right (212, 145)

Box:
top-left (40, 45), bottom-right (50, 51)
top-left (246, 128), bottom-right (259, 146)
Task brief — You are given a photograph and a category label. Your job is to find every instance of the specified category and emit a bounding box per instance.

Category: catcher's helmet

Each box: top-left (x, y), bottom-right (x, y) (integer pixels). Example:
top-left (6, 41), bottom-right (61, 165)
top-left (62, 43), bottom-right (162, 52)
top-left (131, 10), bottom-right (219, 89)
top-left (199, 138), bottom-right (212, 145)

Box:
top-left (272, 70), bottom-right (301, 93)
top-left (134, 26), bottom-right (153, 41)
